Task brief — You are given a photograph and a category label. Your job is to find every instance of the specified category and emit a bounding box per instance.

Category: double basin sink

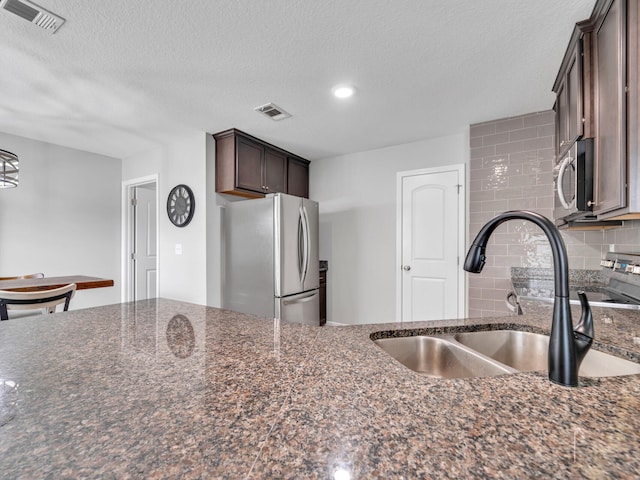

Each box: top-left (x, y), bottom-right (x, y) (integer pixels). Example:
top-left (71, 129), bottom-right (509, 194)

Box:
top-left (373, 329), bottom-right (640, 379)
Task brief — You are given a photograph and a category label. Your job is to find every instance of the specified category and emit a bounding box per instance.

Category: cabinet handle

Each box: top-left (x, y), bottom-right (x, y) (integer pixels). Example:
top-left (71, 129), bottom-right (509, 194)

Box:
top-left (557, 154), bottom-right (575, 210)
top-left (587, 200), bottom-right (596, 207)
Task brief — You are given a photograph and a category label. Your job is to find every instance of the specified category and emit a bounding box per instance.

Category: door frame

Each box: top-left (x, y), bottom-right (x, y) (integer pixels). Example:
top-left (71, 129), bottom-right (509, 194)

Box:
top-left (395, 164), bottom-right (467, 322)
top-left (122, 174), bottom-right (159, 302)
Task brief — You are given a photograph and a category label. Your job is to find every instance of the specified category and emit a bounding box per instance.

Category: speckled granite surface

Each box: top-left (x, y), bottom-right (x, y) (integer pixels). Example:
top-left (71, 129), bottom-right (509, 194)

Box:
top-left (511, 267), bottom-right (607, 284)
top-left (1, 298), bottom-right (640, 479)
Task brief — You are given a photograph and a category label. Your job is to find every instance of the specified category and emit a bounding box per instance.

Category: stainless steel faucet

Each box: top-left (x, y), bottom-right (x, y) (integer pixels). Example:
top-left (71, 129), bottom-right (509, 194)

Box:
top-left (463, 210), bottom-right (594, 387)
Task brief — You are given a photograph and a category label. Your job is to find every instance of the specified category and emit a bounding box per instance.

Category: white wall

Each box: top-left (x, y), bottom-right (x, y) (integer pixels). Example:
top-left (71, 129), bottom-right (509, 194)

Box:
top-left (206, 134), bottom-right (223, 307)
top-left (310, 132), bottom-right (469, 325)
top-left (0, 131), bottom-right (121, 310)
top-left (122, 131), bottom-right (210, 305)
top-left (0, 128), bottom-right (468, 319)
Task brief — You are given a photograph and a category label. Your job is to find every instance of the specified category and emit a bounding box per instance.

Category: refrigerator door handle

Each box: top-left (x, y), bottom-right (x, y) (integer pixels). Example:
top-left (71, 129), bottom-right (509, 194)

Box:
top-left (299, 205), bottom-right (310, 286)
top-left (282, 290), bottom-right (317, 306)
top-left (297, 211), bottom-right (304, 282)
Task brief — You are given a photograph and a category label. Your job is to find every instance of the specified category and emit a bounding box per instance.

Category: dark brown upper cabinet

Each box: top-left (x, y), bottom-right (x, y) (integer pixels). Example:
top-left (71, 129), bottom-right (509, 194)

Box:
top-left (581, 0), bottom-right (640, 220)
top-left (214, 128), bottom-right (310, 199)
top-left (264, 149), bottom-right (287, 193)
top-left (591, 0), bottom-right (627, 217)
top-left (286, 156), bottom-right (310, 199)
top-left (553, 24), bottom-right (592, 158)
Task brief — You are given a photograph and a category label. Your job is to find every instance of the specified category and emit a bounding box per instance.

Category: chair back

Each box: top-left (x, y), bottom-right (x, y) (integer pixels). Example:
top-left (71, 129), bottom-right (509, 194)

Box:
top-left (0, 273), bottom-right (45, 281)
top-left (0, 283), bottom-right (76, 321)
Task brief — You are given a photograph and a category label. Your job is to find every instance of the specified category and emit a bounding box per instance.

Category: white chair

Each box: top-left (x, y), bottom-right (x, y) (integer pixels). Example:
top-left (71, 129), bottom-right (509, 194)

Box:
top-left (0, 283), bottom-right (76, 321)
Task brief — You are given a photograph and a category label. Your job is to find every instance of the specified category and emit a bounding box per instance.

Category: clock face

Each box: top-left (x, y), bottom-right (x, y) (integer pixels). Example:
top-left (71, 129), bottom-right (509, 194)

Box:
top-left (167, 184), bottom-right (195, 227)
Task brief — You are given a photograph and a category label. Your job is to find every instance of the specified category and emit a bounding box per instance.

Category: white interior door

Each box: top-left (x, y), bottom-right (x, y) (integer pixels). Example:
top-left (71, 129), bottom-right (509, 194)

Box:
top-left (133, 184), bottom-right (157, 300)
top-left (398, 166), bottom-right (465, 321)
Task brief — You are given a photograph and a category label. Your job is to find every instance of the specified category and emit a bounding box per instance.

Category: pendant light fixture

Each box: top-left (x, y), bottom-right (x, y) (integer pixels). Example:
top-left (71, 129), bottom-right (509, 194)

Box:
top-left (0, 149), bottom-right (19, 188)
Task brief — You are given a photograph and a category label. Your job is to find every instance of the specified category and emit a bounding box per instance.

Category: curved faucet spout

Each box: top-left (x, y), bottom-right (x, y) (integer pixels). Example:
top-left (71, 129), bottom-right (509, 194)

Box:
top-left (464, 211), bottom-right (569, 297)
top-left (463, 210), bottom-right (593, 387)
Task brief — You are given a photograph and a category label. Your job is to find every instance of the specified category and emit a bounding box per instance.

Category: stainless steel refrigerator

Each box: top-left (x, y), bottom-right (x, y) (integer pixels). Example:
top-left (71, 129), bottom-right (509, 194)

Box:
top-left (222, 193), bottom-right (319, 325)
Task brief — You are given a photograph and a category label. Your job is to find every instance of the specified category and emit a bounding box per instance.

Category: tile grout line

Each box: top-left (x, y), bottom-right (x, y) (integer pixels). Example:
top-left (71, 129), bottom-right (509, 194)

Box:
top-left (245, 328), bottom-right (321, 479)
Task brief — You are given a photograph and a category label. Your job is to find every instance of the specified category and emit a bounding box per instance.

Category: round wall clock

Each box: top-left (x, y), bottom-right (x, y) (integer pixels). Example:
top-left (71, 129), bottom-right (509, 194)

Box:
top-left (167, 184), bottom-right (195, 227)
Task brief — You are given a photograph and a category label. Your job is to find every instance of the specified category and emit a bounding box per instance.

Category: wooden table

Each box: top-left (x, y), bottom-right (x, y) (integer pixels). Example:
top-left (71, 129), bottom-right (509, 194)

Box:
top-left (0, 276), bottom-right (114, 292)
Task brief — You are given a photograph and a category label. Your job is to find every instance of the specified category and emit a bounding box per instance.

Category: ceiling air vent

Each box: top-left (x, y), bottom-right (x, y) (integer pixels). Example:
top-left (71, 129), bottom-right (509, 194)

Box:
top-left (1, 0), bottom-right (65, 33)
top-left (254, 103), bottom-right (292, 121)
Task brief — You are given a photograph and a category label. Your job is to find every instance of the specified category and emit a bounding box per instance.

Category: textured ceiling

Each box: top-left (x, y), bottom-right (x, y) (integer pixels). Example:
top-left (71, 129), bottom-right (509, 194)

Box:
top-left (0, 0), bottom-right (595, 160)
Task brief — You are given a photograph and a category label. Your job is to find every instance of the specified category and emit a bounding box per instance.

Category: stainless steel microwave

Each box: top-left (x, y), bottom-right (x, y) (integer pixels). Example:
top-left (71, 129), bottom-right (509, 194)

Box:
top-left (553, 138), bottom-right (594, 225)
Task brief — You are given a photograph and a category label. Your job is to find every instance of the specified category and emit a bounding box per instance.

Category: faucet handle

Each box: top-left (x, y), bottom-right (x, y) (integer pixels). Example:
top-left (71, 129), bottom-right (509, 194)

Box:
top-left (573, 291), bottom-right (594, 369)
top-left (574, 291), bottom-right (594, 340)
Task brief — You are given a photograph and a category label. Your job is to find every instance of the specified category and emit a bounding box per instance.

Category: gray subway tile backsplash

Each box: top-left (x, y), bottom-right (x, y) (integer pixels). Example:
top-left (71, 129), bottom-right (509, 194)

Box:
top-left (523, 111), bottom-right (554, 127)
top-left (468, 110), bottom-right (640, 318)
top-left (509, 126), bottom-right (540, 142)
top-left (494, 117), bottom-right (525, 133)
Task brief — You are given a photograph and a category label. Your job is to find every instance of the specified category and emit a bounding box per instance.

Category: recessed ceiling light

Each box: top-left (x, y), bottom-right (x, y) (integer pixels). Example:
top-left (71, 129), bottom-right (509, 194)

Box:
top-left (332, 85), bottom-right (355, 99)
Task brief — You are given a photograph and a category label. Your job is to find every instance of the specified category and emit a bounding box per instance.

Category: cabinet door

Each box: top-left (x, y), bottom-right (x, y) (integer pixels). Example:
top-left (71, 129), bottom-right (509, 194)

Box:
top-left (264, 149), bottom-right (287, 194)
top-left (319, 270), bottom-right (326, 325)
top-left (236, 137), bottom-right (265, 194)
top-left (566, 43), bottom-right (584, 144)
top-left (593, 0), bottom-right (626, 215)
top-left (555, 36), bottom-right (584, 156)
top-left (556, 81), bottom-right (569, 154)
top-left (287, 157), bottom-right (309, 198)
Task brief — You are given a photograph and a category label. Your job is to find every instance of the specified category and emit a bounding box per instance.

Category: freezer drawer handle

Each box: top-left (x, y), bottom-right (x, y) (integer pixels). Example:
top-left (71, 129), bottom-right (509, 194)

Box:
top-left (283, 292), bottom-right (317, 306)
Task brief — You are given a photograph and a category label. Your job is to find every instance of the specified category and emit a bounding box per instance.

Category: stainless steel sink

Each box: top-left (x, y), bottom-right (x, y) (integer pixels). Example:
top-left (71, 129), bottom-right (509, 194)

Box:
top-left (454, 330), bottom-right (640, 378)
top-left (373, 336), bottom-right (514, 378)
top-left (453, 330), bottom-right (547, 371)
top-left (374, 329), bottom-right (640, 379)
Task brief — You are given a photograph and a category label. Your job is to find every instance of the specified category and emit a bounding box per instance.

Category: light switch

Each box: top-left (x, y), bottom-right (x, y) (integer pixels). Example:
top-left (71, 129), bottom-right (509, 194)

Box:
top-left (175, 244), bottom-right (182, 255)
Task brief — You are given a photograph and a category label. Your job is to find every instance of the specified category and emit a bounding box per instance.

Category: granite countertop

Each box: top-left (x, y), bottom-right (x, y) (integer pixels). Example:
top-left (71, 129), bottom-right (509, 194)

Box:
top-left (1, 299), bottom-right (640, 478)
top-left (511, 267), bottom-right (607, 302)
top-left (511, 267), bottom-right (608, 284)
top-left (511, 267), bottom-right (640, 310)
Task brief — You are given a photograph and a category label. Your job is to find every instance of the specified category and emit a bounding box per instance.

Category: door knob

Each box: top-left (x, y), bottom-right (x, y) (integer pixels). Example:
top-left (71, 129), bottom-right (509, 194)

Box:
top-left (403, 265), bottom-right (411, 271)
